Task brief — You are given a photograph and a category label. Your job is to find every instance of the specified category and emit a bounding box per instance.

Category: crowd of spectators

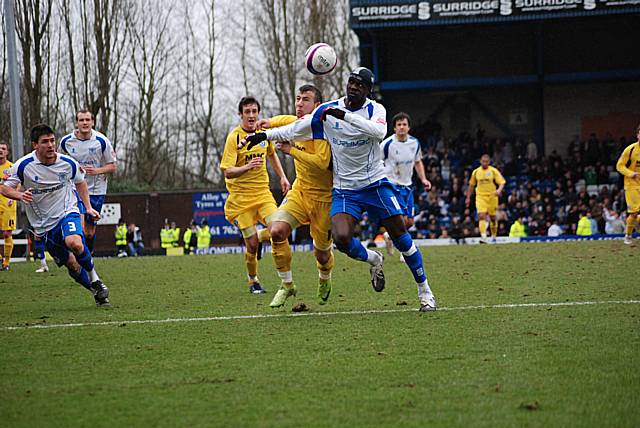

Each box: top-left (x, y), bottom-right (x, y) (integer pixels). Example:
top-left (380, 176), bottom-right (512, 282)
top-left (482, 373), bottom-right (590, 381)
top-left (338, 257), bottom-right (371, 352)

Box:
top-left (378, 119), bottom-right (635, 240)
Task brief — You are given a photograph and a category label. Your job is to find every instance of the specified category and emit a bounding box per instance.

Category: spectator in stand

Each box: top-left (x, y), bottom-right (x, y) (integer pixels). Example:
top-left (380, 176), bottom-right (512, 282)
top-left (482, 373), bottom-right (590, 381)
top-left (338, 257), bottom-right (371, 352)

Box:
top-left (127, 223), bottom-right (144, 256)
top-left (509, 213), bottom-right (527, 237)
top-left (577, 211), bottom-right (593, 236)
top-left (604, 210), bottom-right (625, 235)
top-left (547, 219), bottom-right (563, 237)
top-left (115, 219), bottom-right (128, 257)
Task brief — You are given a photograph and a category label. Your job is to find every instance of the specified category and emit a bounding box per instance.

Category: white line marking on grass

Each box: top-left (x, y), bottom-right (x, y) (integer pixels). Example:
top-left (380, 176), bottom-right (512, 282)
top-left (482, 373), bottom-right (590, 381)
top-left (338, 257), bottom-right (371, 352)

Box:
top-left (2, 300), bottom-right (639, 331)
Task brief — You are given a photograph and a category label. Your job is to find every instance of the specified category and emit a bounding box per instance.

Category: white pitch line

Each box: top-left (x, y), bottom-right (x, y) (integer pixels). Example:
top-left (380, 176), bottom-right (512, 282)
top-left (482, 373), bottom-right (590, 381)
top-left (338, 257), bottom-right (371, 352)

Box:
top-left (2, 299), bottom-right (639, 332)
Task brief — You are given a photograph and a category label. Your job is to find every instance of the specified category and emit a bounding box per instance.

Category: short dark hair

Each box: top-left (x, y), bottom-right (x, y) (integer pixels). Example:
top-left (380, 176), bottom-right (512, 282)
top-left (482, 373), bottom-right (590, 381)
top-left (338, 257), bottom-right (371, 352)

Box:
top-left (30, 124), bottom-right (55, 143)
top-left (238, 96), bottom-right (261, 114)
top-left (298, 84), bottom-right (323, 104)
top-left (75, 109), bottom-right (95, 121)
top-left (392, 112), bottom-right (411, 127)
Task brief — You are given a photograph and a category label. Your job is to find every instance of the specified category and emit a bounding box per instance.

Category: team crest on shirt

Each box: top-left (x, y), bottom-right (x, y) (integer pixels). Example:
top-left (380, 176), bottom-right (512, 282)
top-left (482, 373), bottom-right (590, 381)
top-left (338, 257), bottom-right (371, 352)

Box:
top-left (89, 148), bottom-right (97, 154)
top-left (58, 173), bottom-right (67, 183)
top-left (259, 141), bottom-right (267, 148)
top-left (485, 172), bottom-right (491, 177)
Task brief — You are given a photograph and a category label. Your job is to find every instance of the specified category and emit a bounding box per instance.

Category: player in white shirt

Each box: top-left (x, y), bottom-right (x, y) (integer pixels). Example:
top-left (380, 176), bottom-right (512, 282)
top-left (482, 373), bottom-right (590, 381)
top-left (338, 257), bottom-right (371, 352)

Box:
top-left (380, 112), bottom-right (431, 258)
top-left (244, 67), bottom-right (437, 312)
top-left (59, 110), bottom-right (117, 253)
top-left (0, 124), bottom-right (110, 307)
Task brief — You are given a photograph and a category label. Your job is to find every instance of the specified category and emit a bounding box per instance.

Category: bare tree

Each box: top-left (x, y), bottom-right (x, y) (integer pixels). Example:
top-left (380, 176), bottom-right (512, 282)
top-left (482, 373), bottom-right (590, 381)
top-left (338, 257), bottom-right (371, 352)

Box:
top-left (124, 0), bottom-right (176, 185)
top-left (14, 0), bottom-right (53, 127)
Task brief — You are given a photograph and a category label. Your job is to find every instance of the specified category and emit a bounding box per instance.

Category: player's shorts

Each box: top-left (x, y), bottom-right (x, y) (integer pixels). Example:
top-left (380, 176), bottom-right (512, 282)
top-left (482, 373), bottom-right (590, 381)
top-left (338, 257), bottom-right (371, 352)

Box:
top-left (392, 185), bottom-right (415, 218)
top-left (225, 191), bottom-right (278, 238)
top-left (75, 191), bottom-right (87, 215)
top-left (0, 209), bottom-right (17, 230)
top-left (84, 195), bottom-right (105, 226)
top-left (475, 194), bottom-right (498, 216)
top-left (625, 188), bottom-right (640, 214)
top-left (42, 212), bottom-right (84, 267)
top-left (331, 178), bottom-right (404, 224)
top-left (271, 187), bottom-right (333, 251)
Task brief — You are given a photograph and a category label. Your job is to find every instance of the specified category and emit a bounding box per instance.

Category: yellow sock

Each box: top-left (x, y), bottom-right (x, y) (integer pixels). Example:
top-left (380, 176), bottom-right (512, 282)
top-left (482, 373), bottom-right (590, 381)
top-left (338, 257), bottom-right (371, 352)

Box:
top-left (317, 251), bottom-right (334, 282)
top-left (257, 228), bottom-right (271, 242)
top-left (490, 220), bottom-right (498, 237)
top-left (271, 239), bottom-right (292, 273)
top-left (626, 215), bottom-right (636, 236)
top-left (479, 219), bottom-right (487, 237)
top-left (3, 236), bottom-right (13, 266)
top-left (245, 251), bottom-right (258, 283)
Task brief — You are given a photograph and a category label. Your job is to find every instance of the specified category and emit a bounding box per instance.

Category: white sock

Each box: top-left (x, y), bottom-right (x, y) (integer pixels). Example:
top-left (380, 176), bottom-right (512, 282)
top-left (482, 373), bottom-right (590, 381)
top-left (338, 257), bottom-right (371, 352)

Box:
top-left (383, 231), bottom-right (390, 240)
top-left (319, 271), bottom-right (331, 281)
top-left (248, 274), bottom-right (258, 283)
top-left (278, 271), bottom-right (293, 283)
top-left (417, 280), bottom-right (433, 300)
top-left (89, 269), bottom-right (100, 283)
top-left (40, 258), bottom-right (48, 268)
top-left (366, 249), bottom-right (382, 266)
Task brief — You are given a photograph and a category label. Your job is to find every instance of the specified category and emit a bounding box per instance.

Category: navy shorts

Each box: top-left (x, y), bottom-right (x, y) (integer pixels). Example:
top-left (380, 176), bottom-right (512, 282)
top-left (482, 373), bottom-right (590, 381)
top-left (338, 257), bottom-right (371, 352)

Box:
top-left (331, 179), bottom-right (404, 224)
top-left (393, 185), bottom-right (415, 218)
top-left (43, 212), bottom-right (84, 267)
top-left (77, 194), bottom-right (105, 226)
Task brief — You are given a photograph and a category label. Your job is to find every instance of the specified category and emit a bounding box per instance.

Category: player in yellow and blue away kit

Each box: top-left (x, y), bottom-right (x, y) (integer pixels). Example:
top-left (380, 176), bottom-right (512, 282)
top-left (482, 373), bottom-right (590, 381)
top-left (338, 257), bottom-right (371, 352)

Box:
top-left (0, 143), bottom-right (17, 270)
top-left (252, 84), bottom-right (334, 308)
top-left (465, 154), bottom-right (506, 243)
top-left (616, 124), bottom-right (640, 245)
top-left (220, 96), bottom-right (291, 294)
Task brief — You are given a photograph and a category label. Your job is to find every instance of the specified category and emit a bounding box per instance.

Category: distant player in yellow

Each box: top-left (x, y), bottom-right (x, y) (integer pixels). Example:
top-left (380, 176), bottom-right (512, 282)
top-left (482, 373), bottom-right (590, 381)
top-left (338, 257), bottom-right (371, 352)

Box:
top-left (465, 154), bottom-right (506, 243)
top-left (254, 84), bottom-right (334, 308)
top-left (0, 143), bottom-right (17, 270)
top-left (220, 96), bottom-right (291, 294)
top-left (616, 124), bottom-right (640, 245)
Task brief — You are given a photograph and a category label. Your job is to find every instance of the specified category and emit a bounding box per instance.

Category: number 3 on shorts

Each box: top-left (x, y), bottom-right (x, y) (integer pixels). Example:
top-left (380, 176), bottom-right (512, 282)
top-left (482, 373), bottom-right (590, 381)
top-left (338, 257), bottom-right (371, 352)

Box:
top-left (68, 222), bottom-right (77, 232)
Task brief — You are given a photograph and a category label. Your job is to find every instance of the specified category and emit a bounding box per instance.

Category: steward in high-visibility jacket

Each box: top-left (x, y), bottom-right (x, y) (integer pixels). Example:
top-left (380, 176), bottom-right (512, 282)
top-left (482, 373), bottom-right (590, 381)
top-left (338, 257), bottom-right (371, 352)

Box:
top-left (509, 219), bottom-right (527, 237)
top-left (160, 225), bottom-right (173, 249)
top-left (197, 222), bottom-right (211, 249)
top-left (183, 227), bottom-right (193, 254)
top-left (576, 214), bottom-right (592, 236)
top-left (170, 225), bottom-right (181, 247)
top-left (115, 223), bottom-right (128, 247)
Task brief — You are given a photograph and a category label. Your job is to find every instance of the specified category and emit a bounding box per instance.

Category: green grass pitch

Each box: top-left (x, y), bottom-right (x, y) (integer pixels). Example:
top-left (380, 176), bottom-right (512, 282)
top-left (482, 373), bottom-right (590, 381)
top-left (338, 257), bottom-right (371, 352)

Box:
top-left (1, 241), bottom-right (638, 427)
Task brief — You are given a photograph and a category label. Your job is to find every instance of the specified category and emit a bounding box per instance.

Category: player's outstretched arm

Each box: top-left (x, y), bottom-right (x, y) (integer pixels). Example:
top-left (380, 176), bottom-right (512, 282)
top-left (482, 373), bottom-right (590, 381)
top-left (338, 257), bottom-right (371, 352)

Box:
top-left (265, 115), bottom-right (313, 143)
top-left (339, 105), bottom-right (387, 141)
top-left (267, 152), bottom-right (291, 195)
top-left (0, 184), bottom-right (33, 203)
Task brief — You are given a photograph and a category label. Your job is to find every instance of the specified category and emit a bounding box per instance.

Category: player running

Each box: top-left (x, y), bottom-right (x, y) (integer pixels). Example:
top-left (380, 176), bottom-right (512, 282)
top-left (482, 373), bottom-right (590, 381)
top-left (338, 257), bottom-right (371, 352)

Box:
top-left (616, 124), bottom-right (640, 245)
top-left (465, 154), bottom-right (506, 243)
top-left (59, 110), bottom-right (117, 254)
top-left (244, 67), bottom-right (437, 312)
top-left (0, 143), bottom-right (17, 270)
top-left (220, 96), bottom-right (291, 294)
top-left (252, 85), bottom-right (334, 308)
top-left (380, 112), bottom-right (431, 259)
top-left (0, 124), bottom-right (110, 306)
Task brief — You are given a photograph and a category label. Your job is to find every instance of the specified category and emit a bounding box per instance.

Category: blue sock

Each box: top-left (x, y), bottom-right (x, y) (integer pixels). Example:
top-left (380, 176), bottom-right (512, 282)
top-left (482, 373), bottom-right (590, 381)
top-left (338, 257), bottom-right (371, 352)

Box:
top-left (75, 246), bottom-right (95, 272)
top-left (34, 239), bottom-right (45, 259)
top-left (68, 267), bottom-right (92, 290)
top-left (392, 233), bottom-right (427, 283)
top-left (344, 237), bottom-right (369, 262)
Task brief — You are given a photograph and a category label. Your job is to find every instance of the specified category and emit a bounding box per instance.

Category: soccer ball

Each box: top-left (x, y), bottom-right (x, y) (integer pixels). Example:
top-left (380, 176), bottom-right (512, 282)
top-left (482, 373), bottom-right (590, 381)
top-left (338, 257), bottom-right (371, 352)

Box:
top-left (305, 43), bottom-right (337, 75)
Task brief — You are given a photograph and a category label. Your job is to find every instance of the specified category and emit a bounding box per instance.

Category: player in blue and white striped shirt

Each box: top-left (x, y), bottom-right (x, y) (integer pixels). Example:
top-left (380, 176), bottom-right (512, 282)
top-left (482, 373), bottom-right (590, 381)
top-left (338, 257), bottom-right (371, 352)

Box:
top-left (59, 109), bottom-right (117, 254)
top-left (1, 124), bottom-right (110, 307)
top-left (380, 112), bottom-right (431, 258)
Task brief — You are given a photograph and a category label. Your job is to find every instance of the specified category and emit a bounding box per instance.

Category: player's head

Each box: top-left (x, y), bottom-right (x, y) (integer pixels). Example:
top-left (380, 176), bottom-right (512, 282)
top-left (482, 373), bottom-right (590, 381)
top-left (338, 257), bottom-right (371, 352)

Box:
top-left (392, 112), bottom-right (411, 139)
top-left (295, 84), bottom-right (323, 118)
top-left (480, 154), bottom-right (491, 168)
top-left (347, 67), bottom-right (374, 104)
top-left (636, 123), bottom-right (640, 140)
top-left (75, 109), bottom-right (95, 134)
top-left (238, 96), bottom-right (261, 132)
top-left (30, 124), bottom-right (57, 164)
top-left (0, 143), bottom-right (8, 161)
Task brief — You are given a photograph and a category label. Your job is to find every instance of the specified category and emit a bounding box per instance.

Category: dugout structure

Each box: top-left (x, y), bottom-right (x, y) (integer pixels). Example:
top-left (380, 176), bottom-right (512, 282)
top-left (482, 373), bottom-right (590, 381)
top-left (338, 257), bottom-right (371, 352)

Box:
top-left (350, 0), bottom-right (640, 154)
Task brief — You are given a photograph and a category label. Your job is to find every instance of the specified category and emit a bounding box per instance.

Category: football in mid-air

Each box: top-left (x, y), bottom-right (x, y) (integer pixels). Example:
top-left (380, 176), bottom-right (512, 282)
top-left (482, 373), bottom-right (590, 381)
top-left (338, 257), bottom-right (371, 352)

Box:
top-left (305, 43), bottom-right (337, 75)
